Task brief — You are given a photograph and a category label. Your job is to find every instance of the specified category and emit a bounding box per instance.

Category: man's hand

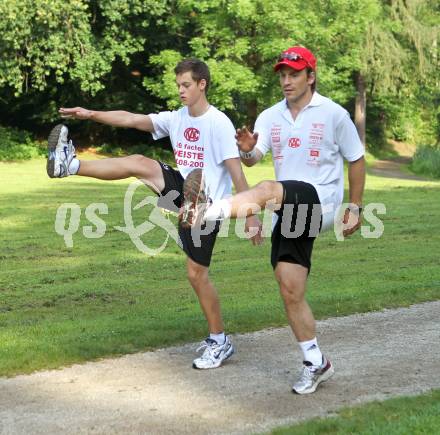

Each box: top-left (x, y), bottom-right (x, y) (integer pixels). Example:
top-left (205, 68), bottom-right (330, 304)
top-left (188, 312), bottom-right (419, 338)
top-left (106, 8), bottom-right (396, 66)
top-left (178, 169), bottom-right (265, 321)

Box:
top-left (245, 215), bottom-right (263, 246)
top-left (342, 207), bottom-right (362, 237)
top-left (235, 126), bottom-right (258, 152)
top-left (59, 107), bottom-right (93, 120)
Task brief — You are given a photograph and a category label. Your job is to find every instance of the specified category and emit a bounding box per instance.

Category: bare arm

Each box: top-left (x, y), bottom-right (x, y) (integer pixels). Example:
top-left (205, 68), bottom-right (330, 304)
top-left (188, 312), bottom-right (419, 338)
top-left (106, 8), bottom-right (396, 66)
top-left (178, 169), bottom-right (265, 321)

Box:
top-left (59, 107), bottom-right (154, 132)
top-left (235, 126), bottom-right (263, 167)
top-left (348, 156), bottom-right (366, 206)
top-left (224, 157), bottom-right (263, 245)
top-left (343, 156), bottom-right (366, 237)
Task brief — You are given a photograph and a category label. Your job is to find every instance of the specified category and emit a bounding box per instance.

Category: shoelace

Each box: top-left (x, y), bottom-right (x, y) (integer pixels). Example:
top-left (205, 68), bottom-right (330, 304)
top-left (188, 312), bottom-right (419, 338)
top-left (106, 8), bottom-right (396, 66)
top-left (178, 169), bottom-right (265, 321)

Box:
top-left (299, 364), bottom-right (319, 382)
top-left (196, 340), bottom-right (220, 360)
top-left (61, 141), bottom-right (76, 176)
top-left (68, 140), bottom-right (76, 158)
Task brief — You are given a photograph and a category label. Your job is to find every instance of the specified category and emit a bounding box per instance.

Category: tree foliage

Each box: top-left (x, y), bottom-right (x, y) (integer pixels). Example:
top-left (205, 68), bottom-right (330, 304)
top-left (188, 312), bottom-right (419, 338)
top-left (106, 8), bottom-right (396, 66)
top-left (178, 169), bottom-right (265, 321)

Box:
top-left (358, 0), bottom-right (440, 148)
top-left (0, 0), bottom-right (167, 95)
top-left (0, 0), bottom-right (438, 150)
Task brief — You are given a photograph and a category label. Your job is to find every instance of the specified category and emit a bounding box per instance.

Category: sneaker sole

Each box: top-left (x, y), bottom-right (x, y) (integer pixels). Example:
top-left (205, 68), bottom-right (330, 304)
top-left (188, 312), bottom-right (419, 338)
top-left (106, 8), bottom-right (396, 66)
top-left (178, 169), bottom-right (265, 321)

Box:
top-left (180, 168), bottom-right (206, 228)
top-left (292, 364), bottom-right (335, 395)
top-left (47, 124), bottom-right (64, 178)
top-left (192, 344), bottom-right (235, 370)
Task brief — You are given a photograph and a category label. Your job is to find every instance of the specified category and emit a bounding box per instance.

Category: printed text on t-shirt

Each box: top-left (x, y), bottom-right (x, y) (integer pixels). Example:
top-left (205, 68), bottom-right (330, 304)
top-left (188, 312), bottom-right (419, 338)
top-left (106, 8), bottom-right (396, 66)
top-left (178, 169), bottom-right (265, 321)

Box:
top-left (175, 141), bottom-right (205, 168)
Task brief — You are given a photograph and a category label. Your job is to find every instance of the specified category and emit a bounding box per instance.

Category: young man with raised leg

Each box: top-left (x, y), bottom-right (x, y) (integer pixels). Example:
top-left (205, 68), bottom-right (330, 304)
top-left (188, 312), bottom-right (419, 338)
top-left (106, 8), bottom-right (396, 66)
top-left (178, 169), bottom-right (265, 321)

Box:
top-left (47, 58), bottom-right (262, 370)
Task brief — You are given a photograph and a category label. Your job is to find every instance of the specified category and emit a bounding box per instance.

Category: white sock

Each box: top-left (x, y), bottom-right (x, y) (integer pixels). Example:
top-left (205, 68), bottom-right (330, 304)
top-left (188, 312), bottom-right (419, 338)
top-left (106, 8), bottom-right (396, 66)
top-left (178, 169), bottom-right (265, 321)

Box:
top-left (209, 332), bottom-right (226, 344)
top-left (299, 338), bottom-right (323, 367)
top-left (204, 199), bottom-right (231, 221)
top-left (68, 158), bottom-right (80, 175)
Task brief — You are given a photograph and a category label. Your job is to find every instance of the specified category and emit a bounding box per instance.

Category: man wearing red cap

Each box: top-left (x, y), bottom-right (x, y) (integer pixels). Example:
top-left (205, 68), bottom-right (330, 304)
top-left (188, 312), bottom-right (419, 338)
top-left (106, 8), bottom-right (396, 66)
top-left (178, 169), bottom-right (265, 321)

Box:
top-left (183, 46), bottom-right (366, 394)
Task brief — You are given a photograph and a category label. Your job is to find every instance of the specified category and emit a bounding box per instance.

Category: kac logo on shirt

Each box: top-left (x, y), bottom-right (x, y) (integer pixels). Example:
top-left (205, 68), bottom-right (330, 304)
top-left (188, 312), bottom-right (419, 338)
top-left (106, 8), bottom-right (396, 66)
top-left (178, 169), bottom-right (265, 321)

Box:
top-left (184, 127), bottom-right (200, 142)
top-left (288, 137), bottom-right (301, 148)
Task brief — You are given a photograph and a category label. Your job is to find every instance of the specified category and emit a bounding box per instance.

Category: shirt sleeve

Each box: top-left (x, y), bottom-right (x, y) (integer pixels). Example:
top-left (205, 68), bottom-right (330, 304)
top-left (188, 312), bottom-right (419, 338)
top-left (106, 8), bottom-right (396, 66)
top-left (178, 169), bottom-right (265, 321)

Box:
top-left (213, 114), bottom-right (239, 164)
top-left (336, 111), bottom-right (365, 162)
top-left (254, 112), bottom-right (271, 157)
top-left (148, 111), bottom-right (174, 140)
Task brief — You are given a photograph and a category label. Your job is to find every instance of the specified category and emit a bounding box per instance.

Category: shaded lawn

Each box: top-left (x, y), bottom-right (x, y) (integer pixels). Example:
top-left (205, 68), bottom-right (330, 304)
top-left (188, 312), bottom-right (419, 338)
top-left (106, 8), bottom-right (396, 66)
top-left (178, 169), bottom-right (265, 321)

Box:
top-left (0, 157), bottom-right (439, 375)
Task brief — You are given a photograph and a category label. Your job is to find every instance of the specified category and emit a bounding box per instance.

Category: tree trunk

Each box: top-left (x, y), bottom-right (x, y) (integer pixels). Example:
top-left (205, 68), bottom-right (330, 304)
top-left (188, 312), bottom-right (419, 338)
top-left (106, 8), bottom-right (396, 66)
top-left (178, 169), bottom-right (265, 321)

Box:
top-left (354, 72), bottom-right (366, 147)
top-left (247, 99), bottom-right (258, 128)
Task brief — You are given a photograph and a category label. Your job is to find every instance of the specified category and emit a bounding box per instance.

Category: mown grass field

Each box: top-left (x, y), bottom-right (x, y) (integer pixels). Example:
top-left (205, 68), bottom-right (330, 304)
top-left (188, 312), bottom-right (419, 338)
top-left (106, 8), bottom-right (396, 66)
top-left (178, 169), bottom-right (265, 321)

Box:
top-left (0, 155), bottom-right (439, 377)
top-left (270, 389), bottom-right (440, 434)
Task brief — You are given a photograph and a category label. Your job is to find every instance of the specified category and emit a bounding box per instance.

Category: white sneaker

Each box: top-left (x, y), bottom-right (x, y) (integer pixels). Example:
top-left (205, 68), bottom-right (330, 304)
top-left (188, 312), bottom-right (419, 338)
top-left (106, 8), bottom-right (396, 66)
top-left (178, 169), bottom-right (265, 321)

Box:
top-left (292, 356), bottom-right (334, 395)
top-left (47, 124), bottom-right (77, 178)
top-left (192, 336), bottom-right (234, 369)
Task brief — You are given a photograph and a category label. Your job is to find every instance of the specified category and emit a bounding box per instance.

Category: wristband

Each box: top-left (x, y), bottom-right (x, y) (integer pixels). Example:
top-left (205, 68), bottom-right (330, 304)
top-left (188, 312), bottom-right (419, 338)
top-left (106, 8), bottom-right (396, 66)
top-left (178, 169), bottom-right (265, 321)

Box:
top-left (347, 203), bottom-right (363, 214)
top-left (239, 148), bottom-right (257, 159)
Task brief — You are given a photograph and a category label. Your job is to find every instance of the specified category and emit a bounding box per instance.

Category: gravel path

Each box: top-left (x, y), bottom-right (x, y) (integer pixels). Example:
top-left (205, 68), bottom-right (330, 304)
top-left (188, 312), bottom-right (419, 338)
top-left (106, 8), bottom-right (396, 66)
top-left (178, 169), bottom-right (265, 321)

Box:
top-left (1, 301), bottom-right (439, 435)
top-left (370, 157), bottom-right (426, 181)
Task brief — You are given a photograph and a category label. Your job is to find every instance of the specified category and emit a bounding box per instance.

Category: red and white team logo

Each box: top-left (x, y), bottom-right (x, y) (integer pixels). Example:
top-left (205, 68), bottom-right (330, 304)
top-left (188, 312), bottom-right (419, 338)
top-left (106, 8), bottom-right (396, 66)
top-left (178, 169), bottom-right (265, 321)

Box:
top-left (288, 137), bottom-right (301, 148)
top-left (184, 127), bottom-right (200, 142)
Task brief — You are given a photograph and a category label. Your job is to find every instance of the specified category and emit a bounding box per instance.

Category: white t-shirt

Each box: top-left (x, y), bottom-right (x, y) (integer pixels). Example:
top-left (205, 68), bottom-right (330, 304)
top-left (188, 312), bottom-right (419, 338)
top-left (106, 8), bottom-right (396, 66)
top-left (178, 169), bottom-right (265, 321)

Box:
top-left (149, 106), bottom-right (239, 200)
top-left (255, 92), bottom-right (364, 229)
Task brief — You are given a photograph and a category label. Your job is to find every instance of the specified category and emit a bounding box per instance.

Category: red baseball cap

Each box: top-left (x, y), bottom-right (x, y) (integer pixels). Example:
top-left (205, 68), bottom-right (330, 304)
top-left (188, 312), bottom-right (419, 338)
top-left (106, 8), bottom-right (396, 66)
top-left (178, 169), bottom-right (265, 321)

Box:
top-left (274, 46), bottom-right (317, 72)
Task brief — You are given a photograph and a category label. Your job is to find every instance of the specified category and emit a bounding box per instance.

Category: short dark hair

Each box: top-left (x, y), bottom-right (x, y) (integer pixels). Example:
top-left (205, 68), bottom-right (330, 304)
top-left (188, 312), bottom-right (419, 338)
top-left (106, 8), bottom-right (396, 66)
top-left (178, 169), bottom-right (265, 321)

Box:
top-left (307, 67), bottom-right (316, 92)
top-left (174, 58), bottom-right (211, 94)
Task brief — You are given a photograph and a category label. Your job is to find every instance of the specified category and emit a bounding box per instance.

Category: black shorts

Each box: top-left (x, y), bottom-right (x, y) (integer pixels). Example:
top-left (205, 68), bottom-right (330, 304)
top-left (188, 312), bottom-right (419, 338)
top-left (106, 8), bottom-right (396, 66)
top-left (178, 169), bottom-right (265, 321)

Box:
top-left (271, 180), bottom-right (322, 272)
top-left (156, 162), bottom-right (219, 267)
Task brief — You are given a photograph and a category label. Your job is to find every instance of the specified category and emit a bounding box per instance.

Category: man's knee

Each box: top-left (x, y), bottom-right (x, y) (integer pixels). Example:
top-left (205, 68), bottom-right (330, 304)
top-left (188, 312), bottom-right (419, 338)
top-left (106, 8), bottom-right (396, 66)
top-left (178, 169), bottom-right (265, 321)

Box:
top-left (279, 285), bottom-right (305, 306)
top-left (187, 261), bottom-right (209, 286)
top-left (275, 273), bottom-right (306, 306)
top-left (125, 154), bottom-right (147, 171)
top-left (124, 155), bottom-right (164, 192)
top-left (255, 180), bottom-right (279, 196)
top-left (254, 180), bottom-right (283, 206)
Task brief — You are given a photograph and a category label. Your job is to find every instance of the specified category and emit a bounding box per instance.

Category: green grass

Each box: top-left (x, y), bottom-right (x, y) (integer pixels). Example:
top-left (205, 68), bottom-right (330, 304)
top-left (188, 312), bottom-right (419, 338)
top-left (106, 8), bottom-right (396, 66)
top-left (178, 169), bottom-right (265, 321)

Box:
top-left (270, 389), bottom-right (440, 435)
top-left (0, 156), bottom-right (439, 376)
top-left (411, 145), bottom-right (440, 179)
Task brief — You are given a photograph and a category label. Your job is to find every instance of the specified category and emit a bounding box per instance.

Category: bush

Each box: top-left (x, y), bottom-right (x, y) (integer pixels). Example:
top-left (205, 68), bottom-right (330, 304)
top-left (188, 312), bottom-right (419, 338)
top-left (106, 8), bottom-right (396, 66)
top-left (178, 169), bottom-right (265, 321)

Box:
top-left (0, 126), bottom-right (45, 161)
top-left (411, 145), bottom-right (440, 179)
